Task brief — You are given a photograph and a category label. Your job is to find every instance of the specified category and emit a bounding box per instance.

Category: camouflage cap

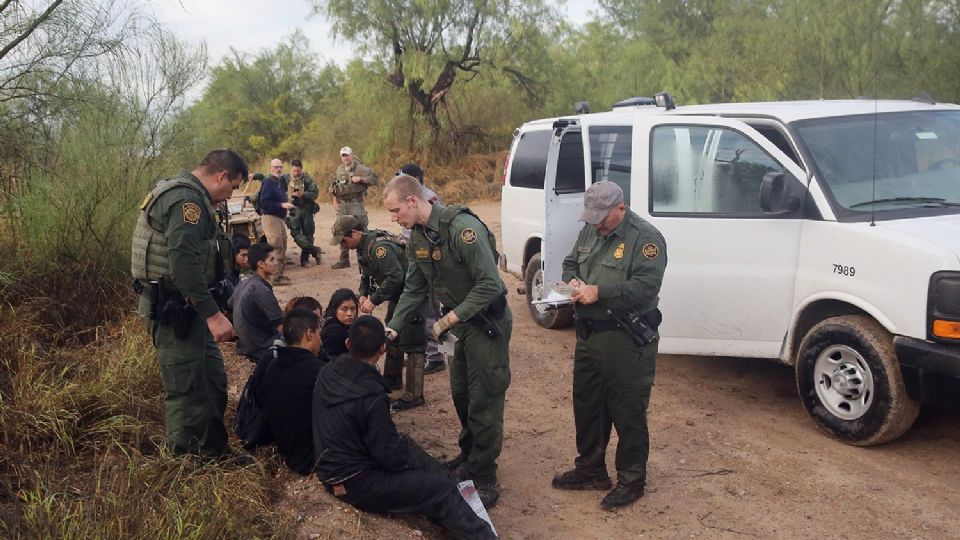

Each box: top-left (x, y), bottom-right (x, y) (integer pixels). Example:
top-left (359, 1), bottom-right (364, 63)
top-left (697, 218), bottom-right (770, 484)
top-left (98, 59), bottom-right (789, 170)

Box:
top-left (331, 215), bottom-right (361, 245)
top-left (579, 181), bottom-right (624, 224)
top-left (339, 146), bottom-right (353, 156)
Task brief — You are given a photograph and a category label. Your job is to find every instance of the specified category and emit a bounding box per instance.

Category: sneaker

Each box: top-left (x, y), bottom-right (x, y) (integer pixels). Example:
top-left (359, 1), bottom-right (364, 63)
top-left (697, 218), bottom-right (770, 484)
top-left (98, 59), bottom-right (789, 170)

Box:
top-left (600, 482), bottom-right (644, 510)
top-left (330, 260), bottom-right (350, 269)
top-left (475, 481), bottom-right (501, 509)
top-left (424, 361), bottom-right (446, 374)
top-left (551, 468), bottom-right (612, 491)
top-left (391, 397), bottom-right (425, 412)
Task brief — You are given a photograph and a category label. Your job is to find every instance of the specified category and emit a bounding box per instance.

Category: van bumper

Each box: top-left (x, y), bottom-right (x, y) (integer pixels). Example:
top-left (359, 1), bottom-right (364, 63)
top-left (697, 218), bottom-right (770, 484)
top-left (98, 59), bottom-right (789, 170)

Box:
top-left (895, 336), bottom-right (960, 409)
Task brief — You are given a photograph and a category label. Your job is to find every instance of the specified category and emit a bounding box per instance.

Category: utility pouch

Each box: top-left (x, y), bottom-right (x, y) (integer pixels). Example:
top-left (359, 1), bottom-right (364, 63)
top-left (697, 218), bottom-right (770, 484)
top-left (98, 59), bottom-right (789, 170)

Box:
top-left (474, 312), bottom-right (502, 340)
top-left (606, 308), bottom-right (659, 348)
top-left (485, 292), bottom-right (507, 320)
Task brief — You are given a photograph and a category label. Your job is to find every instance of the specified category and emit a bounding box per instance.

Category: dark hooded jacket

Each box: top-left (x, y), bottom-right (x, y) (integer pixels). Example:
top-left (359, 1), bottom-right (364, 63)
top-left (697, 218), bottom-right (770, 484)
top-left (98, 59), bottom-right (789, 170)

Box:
top-left (253, 346), bottom-right (325, 475)
top-left (312, 354), bottom-right (411, 483)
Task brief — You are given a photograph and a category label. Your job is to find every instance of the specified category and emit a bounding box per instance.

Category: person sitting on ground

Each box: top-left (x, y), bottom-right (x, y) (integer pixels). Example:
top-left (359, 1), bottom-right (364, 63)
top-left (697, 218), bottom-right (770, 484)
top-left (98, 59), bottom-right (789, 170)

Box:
top-left (284, 295), bottom-right (323, 316)
top-left (251, 308), bottom-right (324, 475)
top-left (312, 315), bottom-right (497, 540)
top-left (229, 242), bottom-right (284, 362)
top-left (320, 288), bottom-right (359, 363)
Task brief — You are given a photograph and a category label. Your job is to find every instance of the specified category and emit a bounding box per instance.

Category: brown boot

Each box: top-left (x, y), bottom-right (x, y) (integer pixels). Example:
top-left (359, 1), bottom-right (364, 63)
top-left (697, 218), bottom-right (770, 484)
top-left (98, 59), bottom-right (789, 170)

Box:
top-left (300, 251), bottom-right (309, 267)
top-left (311, 247), bottom-right (322, 265)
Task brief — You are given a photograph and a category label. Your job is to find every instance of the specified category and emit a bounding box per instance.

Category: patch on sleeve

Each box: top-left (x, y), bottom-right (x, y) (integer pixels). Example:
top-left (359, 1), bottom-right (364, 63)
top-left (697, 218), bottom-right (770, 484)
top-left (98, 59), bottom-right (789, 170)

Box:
top-left (460, 228), bottom-right (478, 244)
top-left (642, 243), bottom-right (659, 260)
top-left (182, 202), bottom-right (201, 225)
top-left (375, 246), bottom-right (387, 259)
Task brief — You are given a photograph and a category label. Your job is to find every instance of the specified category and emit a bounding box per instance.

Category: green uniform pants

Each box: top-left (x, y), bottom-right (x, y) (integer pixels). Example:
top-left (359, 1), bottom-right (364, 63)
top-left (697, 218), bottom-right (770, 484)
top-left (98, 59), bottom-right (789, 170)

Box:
top-left (572, 328), bottom-right (656, 487)
top-left (381, 300), bottom-right (404, 383)
top-left (149, 316), bottom-right (229, 457)
top-left (449, 306), bottom-right (512, 484)
top-left (287, 207), bottom-right (316, 251)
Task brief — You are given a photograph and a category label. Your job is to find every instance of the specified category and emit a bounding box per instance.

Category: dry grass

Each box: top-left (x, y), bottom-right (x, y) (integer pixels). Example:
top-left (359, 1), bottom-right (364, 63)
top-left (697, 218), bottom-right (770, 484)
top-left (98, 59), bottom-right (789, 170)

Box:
top-left (0, 311), bottom-right (294, 539)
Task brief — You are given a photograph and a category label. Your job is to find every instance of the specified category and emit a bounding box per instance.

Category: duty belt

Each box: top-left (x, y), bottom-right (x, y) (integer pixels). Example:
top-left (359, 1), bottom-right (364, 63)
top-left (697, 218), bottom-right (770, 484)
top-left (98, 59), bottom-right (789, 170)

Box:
top-left (575, 315), bottom-right (623, 342)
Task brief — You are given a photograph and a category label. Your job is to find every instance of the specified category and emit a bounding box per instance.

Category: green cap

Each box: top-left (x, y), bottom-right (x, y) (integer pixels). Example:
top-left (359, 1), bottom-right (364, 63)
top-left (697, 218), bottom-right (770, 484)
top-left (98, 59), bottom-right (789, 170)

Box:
top-left (331, 215), bottom-right (361, 245)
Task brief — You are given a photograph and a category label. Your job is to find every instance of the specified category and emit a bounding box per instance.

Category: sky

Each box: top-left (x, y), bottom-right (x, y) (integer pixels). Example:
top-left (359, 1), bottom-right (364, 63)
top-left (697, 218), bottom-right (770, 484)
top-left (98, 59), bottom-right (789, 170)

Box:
top-left (152, 0), bottom-right (602, 71)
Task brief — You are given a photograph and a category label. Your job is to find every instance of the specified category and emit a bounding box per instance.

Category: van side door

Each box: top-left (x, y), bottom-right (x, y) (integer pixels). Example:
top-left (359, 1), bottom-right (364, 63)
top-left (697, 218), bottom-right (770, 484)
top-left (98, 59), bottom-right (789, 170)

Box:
top-left (639, 116), bottom-right (809, 358)
top-left (542, 121), bottom-right (588, 291)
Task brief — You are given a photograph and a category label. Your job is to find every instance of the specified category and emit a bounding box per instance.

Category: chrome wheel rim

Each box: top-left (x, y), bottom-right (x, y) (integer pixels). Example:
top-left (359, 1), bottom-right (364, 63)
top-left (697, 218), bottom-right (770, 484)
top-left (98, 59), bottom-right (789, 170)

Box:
top-left (813, 344), bottom-right (875, 420)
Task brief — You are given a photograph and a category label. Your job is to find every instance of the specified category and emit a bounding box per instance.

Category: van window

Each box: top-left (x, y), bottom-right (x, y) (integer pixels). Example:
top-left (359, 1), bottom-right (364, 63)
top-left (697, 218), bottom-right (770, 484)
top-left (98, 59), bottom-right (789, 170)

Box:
top-left (555, 131), bottom-right (585, 193)
top-left (589, 126), bottom-right (632, 205)
top-left (651, 125), bottom-right (787, 214)
top-left (509, 130), bottom-right (551, 189)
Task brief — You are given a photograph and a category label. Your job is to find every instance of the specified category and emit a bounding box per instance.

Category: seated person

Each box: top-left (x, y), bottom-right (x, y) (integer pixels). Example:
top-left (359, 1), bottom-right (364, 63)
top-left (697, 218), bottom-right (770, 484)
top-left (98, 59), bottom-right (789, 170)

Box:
top-left (252, 308), bottom-right (324, 475)
top-left (319, 288), bottom-right (359, 362)
top-left (229, 242), bottom-right (283, 362)
top-left (312, 316), bottom-right (496, 540)
top-left (284, 295), bottom-right (323, 317)
top-left (222, 235), bottom-right (252, 321)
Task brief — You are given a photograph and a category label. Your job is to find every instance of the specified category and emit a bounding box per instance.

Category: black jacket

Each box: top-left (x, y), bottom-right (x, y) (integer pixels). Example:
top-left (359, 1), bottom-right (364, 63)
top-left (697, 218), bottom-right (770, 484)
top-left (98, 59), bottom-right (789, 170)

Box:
top-left (254, 346), bottom-right (325, 475)
top-left (312, 354), bottom-right (410, 483)
top-left (319, 317), bottom-right (349, 363)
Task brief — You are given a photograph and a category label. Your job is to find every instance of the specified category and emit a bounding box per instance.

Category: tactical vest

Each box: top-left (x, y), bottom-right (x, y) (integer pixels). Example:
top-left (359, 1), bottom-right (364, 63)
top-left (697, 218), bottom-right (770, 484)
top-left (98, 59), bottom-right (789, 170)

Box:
top-left (438, 205), bottom-right (500, 262)
top-left (130, 175), bottom-right (230, 284)
top-left (331, 164), bottom-right (369, 203)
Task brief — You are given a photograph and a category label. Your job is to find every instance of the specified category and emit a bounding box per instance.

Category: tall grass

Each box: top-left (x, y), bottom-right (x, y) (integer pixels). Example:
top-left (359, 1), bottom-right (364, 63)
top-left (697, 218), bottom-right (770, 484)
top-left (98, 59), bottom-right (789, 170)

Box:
top-left (0, 314), bottom-right (294, 539)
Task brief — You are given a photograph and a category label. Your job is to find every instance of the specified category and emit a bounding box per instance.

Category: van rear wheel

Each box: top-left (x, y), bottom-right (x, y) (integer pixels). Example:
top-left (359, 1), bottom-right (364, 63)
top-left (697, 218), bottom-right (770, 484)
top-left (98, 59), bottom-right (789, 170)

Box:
top-left (524, 253), bottom-right (572, 329)
top-left (795, 315), bottom-right (920, 446)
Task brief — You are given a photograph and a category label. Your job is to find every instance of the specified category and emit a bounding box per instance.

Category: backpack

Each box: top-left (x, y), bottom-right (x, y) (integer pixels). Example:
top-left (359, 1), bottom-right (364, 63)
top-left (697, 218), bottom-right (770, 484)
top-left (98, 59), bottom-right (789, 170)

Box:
top-left (439, 205), bottom-right (500, 261)
top-left (234, 352), bottom-right (275, 451)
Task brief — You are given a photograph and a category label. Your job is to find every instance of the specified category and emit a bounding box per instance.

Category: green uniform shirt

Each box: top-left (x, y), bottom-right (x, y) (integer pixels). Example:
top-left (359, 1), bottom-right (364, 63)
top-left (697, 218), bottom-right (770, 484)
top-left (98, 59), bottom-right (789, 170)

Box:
top-left (561, 210), bottom-right (667, 321)
top-left (143, 172), bottom-right (225, 319)
top-left (286, 172), bottom-right (320, 212)
top-left (357, 232), bottom-right (408, 306)
top-left (390, 204), bottom-right (505, 332)
top-left (330, 162), bottom-right (378, 205)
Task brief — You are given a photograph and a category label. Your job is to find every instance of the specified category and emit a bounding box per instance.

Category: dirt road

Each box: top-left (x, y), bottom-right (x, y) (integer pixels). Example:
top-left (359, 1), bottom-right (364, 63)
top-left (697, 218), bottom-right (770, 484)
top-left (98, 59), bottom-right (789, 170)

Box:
top-left (225, 201), bottom-right (960, 539)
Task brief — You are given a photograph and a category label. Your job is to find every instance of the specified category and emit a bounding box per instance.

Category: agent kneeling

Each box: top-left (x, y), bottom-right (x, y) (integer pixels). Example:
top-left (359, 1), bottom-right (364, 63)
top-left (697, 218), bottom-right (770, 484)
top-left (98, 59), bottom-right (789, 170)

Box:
top-left (312, 315), bottom-right (496, 540)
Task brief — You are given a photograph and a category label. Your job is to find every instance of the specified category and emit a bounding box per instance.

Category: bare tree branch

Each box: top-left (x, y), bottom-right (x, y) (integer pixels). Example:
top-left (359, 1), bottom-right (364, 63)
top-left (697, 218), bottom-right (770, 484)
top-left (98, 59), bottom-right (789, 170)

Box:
top-left (0, 0), bottom-right (66, 61)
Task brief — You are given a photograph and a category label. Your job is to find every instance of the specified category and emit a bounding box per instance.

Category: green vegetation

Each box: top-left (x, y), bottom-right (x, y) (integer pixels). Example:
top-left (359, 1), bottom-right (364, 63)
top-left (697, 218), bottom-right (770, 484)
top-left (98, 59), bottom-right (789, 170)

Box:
top-left (2, 0), bottom-right (960, 537)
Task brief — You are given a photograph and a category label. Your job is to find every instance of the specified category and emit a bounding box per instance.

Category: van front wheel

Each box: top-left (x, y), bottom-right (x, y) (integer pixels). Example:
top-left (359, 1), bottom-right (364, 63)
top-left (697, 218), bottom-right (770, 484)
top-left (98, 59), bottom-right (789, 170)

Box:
top-left (795, 315), bottom-right (920, 446)
top-left (524, 253), bottom-right (572, 329)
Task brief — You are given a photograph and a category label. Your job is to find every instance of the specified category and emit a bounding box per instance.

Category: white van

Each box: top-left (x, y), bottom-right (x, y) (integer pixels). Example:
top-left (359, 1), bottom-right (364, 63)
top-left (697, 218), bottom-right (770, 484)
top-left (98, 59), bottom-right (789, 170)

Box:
top-left (500, 97), bottom-right (960, 445)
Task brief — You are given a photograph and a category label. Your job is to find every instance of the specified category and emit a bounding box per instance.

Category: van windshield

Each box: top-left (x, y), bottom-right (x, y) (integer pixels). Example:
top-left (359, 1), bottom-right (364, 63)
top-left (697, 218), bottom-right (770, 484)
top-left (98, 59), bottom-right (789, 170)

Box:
top-left (794, 110), bottom-right (960, 217)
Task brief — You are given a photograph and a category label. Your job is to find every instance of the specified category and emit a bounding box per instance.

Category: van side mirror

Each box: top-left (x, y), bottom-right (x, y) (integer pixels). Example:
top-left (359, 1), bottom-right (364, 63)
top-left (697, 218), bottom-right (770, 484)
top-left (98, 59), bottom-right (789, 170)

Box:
top-left (760, 172), bottom-right (801, 214)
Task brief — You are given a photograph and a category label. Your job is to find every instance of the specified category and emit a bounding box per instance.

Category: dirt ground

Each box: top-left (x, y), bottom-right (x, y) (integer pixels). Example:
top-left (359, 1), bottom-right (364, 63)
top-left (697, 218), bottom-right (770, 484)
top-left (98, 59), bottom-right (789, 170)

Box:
top-left (223, 201), bottom-right (960, 539)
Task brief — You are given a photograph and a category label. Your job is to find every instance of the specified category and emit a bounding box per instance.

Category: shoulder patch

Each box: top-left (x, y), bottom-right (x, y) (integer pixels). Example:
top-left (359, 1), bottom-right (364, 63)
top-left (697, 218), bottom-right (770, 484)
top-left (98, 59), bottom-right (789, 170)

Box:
top-left (182, 202), bottom-right (201, 224)
top-left (642, 243), bottom-right (659, 260)
top-left (375, 246), bottom-right (387, 259)
top-left (460, 228), bottom-right (478, 244)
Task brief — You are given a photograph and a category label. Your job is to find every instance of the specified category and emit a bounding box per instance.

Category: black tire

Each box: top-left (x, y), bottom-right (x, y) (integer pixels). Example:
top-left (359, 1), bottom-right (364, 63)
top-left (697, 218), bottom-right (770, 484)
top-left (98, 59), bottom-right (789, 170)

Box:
top-left (524, 252), bottom-right (573, 329)
top-left (795, 315), bottom-right (920, 446)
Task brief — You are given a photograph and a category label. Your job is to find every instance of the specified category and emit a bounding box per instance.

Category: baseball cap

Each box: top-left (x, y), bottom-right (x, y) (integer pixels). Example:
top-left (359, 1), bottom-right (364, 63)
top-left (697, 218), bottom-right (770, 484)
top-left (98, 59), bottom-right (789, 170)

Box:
top-left (330, 215), bottom-right (361, 245)
top-left (339, 146), bottom-right (353, 156)
top-left (579, 181), bottom-right (624, 224)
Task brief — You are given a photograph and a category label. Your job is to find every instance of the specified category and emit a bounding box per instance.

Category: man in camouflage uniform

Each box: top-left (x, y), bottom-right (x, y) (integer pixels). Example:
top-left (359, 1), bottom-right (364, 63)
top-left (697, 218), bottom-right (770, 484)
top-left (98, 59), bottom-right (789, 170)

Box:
top-left (329, 146), bottom-right (378, 269)
top-left (130, 149), bottom-right (249, 459)
top-left (331, 215), bottom-right (428, 410)
top-left (383, 175), bottom-right (511, 508)
top-left (552, 181), bottom-right (667, 511)
top-left (285, 159), bottom-right (322, 266)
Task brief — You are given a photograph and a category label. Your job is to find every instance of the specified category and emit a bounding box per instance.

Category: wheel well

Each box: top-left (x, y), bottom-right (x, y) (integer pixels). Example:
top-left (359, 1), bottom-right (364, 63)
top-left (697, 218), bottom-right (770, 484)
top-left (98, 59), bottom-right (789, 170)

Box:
top-left (787, 300), bottom-right (870, 365)
top-left (521, 238), bottom-right (542, 276)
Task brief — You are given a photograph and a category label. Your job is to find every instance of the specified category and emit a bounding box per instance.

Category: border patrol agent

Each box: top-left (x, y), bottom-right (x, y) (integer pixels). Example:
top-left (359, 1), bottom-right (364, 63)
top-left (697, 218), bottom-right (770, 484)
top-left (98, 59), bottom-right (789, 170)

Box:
top-left (382, 175), bottom-right (511, 508)
top-left (285, 159), bottom-right (322, 266)
top-left (330, 146), bottom-right (378, 269)
top-left (551, 181), bottom-right (667, 510)
top-left (131, 149), bottom-right (248, 458)
top-left (330, 215), bottom-right (417, 404)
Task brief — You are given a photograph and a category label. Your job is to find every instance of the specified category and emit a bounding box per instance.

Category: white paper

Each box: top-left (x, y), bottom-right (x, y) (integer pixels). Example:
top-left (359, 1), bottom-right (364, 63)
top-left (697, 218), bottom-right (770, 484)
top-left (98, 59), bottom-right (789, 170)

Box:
top-left (530, 282), bottom-right (575, 307)
top-left (437, 332), bottom-right (459, 356)
top-left (458, 480), bottom-right (497, 536)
